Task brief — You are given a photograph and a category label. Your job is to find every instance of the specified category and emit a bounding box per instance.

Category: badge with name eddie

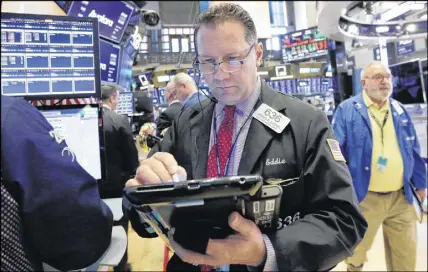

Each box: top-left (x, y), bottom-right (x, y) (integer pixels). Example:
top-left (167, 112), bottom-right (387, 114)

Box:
top-left (376, 156), bottom-right (388, 172)
top-left (253, 103), bottom-right (290, 133)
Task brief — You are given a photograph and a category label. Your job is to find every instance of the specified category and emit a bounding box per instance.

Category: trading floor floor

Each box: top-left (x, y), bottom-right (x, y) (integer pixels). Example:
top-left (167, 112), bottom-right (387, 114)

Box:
top-left (122, 218), bottom-right (427, 271)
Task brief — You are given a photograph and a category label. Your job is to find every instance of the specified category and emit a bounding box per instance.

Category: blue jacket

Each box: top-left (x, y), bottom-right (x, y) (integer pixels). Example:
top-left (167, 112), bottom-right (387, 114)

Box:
top-left (332, 93), bottom-right (427, 204)
top-left (184, 91), bottom-right (207, 108)
top-left (1, 96), bottom-right (113, 270)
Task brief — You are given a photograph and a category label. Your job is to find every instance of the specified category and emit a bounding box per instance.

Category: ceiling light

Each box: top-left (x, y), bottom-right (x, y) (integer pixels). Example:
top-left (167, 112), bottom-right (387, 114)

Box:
top-left (348, 24), bottom-right (359, 35)
top-left (409, 3), bottom-right (425, 10)
top-left (406, 24), bottom-right (417, 32)
top-left (376, 26), bottom-right (390, 33)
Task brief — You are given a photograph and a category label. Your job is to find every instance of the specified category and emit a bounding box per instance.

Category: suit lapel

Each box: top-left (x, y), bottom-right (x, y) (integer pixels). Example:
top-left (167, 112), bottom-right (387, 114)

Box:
top-left (238, 82), bottom-right (287, 175)
top-left (189, 101), bottom-right (215, 179)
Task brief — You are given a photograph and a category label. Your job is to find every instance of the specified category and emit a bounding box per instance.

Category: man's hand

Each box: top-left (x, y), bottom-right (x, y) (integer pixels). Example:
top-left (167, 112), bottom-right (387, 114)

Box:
top-left (416, 189), bottom-right (426, 202)
top-left (125, 152), bottom-right (187, 186)
top-left (167, 211), bottom-right (266, 267)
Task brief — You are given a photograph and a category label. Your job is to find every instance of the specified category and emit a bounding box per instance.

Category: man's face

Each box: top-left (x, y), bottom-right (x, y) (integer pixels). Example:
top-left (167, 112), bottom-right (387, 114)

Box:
top-left (361, 64), bottom-right (393, 103)
top-left (196, 21), bottom-right (263, 105)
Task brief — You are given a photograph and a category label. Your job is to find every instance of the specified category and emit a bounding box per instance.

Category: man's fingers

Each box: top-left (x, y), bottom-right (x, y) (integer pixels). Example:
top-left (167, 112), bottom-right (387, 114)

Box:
top-left (228, 211), bottom-right (255, 237)
top-left (125, 178), bottom-right (140, 187)
top-left (134, 164), bottom-right (162, 184)
top-left (145, 157), bottom-right (174, 182)
top-left (167, 229), bottom-right (220, 266)
top-left (153, 152), bottom-right (178, 175)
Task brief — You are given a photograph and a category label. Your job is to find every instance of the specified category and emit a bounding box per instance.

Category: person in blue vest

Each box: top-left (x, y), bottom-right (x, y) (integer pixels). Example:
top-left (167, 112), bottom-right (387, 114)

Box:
top-left (1, 95), bottom-right (113, 271)
top-left (332, 61), bottom-right (427, 271)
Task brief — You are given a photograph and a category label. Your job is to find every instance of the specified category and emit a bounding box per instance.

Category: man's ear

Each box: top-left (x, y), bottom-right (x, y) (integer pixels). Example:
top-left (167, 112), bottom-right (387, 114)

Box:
top-left (255, 42), bottom-right (264, 67)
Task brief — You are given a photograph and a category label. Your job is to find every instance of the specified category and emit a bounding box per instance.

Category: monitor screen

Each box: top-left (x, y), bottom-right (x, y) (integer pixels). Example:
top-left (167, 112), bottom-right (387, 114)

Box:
top-left (390, 60), bottom-right (425, 104)
top-left (39, 104), bottom-right (104, 181)
top-left (67, 1), bottom-right (134, 44)
top-left (117, 44), bottom-right (134, 92)
top-left (116, 91), bottom-right (134, 115)
top-left (1, 13), bottom-right (101, 99)
top-left (280, 27), bottom-right (329, 63)
top-left (99, 39), bottom-right (120, 83)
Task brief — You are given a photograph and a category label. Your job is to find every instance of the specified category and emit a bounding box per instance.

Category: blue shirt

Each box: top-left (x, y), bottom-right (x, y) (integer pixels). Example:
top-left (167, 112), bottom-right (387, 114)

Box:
top-left (1, 96), bottom-right (113, 270)
top-left (332, 93), bottom-right (427, 204)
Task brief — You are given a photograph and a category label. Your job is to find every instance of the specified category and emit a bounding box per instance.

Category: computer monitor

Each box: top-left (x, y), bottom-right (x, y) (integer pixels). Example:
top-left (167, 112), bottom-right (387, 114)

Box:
top-left (100, 39), bottom-right (121, 84)
top-left (67, 1), bottom-right (134, 44)
top-left (1, 13), bottom-right (101, 99)
top-left (38, 104), bottom-right (106, 182)
top-left (116, 91), bottom-right (134, 115)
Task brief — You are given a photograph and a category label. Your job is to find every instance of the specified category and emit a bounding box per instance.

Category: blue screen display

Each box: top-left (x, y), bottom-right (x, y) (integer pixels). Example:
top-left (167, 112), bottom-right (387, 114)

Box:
top-left (1, 14), bottom-right (99, 98)
top-left (68, 1), bottom-right (134, 43)
top-left (99, 39), bottom-right (120, 83)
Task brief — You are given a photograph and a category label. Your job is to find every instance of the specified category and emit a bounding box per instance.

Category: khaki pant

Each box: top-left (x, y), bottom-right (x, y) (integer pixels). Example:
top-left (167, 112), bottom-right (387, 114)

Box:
top-left (346, 190), bottom-right (417, 271)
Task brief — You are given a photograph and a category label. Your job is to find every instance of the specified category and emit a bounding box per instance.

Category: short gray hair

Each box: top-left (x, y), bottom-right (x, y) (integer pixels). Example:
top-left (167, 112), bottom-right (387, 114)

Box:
top-left (101, 84), bottom-right (118, 101)
top-left (195, 3), bottom-right (257, 47)
top-left (170, 72), bottom-right (197, 90)
top-left (360, 61), bottom-right (389, 81)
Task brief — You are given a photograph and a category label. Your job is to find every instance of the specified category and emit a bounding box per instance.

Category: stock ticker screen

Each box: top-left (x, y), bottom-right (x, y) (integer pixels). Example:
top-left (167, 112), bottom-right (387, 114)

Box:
top-left (1, 13), bottom-right (100, 99)
top-left (280, 27), bottom-right (329, 63)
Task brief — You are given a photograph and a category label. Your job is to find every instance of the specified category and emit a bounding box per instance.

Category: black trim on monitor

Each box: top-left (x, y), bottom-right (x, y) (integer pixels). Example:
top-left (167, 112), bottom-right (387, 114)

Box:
top-left (1, 12), bottom-right (101, 100)
top-left (35, 103), bottom-right (107, 184)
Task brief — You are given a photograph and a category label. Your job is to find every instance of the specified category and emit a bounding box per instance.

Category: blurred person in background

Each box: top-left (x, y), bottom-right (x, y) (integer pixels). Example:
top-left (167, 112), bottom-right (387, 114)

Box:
top-left (157, 80), bottom-right (183, 136)
top-left (171, 72), bottom-right (207, 108)
top-left (100, 84), bottom-right (139, 272)
top-left (1, 95), bottom-right (113, 271)
top-left (333, 61), bottom-right (427, 272)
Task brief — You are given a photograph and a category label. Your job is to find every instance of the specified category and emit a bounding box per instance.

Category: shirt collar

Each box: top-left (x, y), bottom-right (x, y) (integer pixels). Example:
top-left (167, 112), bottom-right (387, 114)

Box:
top-left (169, 99), bottom-right (180, 106)
top-left (183, 91), bottom-right (197, 106)
top-left (102, 104), bottom-right (111, 111)
top-left (215, 77), bottom-right (261, 117)
top-left (362, 90), bottom-right (390, 112)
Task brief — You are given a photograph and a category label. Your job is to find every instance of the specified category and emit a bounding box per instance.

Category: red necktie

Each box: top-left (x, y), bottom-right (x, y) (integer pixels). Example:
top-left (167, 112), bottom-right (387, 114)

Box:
top-left (202, 106), bottom-right (235, 272)
top-left (206, 105), bottom-right (236, 178)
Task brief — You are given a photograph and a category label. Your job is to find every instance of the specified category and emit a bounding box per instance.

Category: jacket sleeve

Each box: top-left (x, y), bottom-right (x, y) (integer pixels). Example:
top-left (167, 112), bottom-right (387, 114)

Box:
top-left (119, 115), bottom-right (140, 177)
top-left (1, 98), bottom-right (113, 271)
top-left (268, 110), bottom-right (367, 271)
top-left (331, 104), bottom-right (347, 157)
top-left (406, 112), bottom-right (427, 189)
top-left (157, 109), bottom-right (172, 136)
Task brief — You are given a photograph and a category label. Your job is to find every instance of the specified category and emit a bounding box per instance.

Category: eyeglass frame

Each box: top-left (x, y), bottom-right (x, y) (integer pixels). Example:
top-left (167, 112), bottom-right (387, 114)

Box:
top-left (193, 44), bottom-right (257, 75)
top-left (364, 74), bottom-right (393, 83)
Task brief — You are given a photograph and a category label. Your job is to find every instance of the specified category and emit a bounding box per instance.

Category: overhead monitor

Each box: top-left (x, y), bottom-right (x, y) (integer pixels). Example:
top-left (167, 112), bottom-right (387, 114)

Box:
top-left (1, 13), bottom-right (101, 99)
top-left (67, 1), bottom-right (134, 44)
top-left (38, 104), bottom-right (105, 182)
top-left (280, 27), bottom-right (329, 63)
top-left (117, 45), bottom-right (134, 92)
top-left (99, 39), bottom-right (120, 83)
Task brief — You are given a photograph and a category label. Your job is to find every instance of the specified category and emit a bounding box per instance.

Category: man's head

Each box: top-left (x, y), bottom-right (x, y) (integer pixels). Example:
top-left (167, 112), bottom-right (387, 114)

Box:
top-left (361, 61), bottom-right (393, 104)
top-left (101, 84), bottom-right (120, 111)
top-left (165, 81), bottom-right (178, 104)
top-left (168, 72), bottom-right (198, 104)
top-left (194, 3), bottom-right (263, 105)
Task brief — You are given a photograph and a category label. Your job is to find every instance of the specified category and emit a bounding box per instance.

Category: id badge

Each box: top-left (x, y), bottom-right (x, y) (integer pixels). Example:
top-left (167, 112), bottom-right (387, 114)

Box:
top-left (376, 156), bottom-right (388, 172)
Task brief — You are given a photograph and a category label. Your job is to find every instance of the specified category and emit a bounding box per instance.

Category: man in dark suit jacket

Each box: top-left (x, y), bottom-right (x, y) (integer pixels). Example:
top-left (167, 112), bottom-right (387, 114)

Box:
top-left (99, 84), bottom-right (139, 272)
top-left (157, 81), bottom-right (183, 136)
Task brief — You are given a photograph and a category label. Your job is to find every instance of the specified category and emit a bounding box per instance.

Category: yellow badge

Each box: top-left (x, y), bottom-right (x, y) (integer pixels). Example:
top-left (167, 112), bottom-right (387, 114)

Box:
top-left (326, 139), bottom-right (346, 162)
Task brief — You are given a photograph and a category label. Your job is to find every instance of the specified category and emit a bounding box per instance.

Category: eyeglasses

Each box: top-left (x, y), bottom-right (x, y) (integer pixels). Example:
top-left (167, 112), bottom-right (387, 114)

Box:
top-left (365, 74), bottom-right (392, 83)
top-left (193, 44), bottom-right (256, 75)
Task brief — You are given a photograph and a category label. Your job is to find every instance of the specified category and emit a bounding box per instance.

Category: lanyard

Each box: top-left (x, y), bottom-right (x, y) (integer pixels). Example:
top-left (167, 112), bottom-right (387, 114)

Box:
top-left (368, 108), bottom-right (389, 154)
top-left (213, 108), bottom-right (254, 177)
